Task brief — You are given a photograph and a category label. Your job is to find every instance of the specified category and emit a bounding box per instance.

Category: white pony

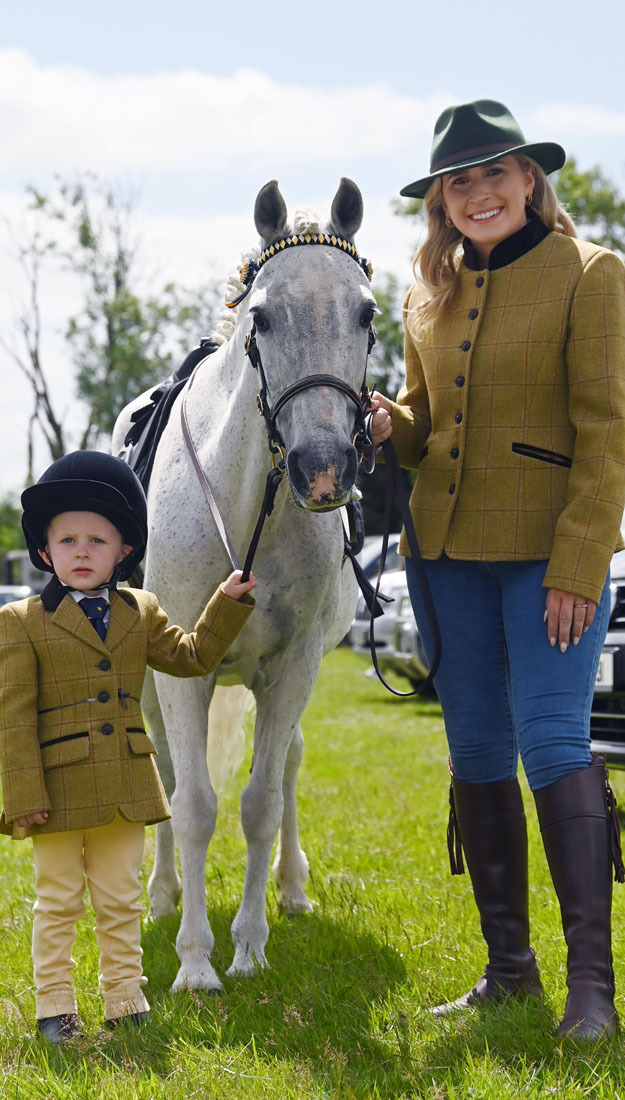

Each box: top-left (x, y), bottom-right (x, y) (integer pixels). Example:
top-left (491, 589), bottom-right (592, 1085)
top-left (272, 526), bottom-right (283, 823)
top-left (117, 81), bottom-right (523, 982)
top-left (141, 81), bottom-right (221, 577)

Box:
top-left (112, 178), bottom-right (376, 991)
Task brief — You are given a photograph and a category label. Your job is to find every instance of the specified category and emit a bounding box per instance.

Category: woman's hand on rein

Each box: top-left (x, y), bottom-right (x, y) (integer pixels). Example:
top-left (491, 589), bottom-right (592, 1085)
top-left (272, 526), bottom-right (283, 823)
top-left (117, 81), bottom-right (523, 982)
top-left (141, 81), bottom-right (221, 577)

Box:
top-left (545, 588), bottom-right (597, 653)
top-left (370, 393), bottom-right (393, 444)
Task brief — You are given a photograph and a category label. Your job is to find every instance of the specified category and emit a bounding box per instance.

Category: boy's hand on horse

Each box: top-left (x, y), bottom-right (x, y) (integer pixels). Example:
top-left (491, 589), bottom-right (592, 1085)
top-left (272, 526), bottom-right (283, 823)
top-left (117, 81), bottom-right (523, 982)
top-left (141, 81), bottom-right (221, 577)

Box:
top-left (370, 394), bottom-right (393, 444)
top-left (223, 570), bottom-right (257, 600)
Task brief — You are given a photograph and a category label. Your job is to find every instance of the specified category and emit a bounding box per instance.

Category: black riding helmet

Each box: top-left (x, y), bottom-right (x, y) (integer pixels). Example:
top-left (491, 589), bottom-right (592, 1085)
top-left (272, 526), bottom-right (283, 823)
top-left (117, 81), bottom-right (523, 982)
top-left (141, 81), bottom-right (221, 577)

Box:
top-left (21, 450), bottom-right (148, 582)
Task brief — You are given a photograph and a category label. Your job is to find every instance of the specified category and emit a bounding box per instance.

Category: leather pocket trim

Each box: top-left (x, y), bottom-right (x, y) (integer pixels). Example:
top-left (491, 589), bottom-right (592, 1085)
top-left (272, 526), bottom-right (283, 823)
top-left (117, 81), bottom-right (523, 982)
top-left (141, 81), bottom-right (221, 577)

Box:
top-left (40, 731), bottom-right (89, 750)
top-left (512, 442), bottom-right (572, 469)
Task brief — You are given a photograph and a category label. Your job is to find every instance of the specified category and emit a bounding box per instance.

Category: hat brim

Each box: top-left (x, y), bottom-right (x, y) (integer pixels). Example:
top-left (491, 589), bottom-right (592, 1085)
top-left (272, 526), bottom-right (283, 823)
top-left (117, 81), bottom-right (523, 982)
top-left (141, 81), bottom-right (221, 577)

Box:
top-left (399, 141), bottom-right (566, 199)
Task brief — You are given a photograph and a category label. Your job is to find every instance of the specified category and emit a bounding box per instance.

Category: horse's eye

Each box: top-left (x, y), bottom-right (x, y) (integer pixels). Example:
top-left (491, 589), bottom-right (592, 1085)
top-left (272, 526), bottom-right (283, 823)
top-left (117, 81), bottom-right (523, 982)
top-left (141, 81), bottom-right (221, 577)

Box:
top-left (253, 310), bottom-right (270, 334)
top-left (360, 303), bottom-right (376, 329)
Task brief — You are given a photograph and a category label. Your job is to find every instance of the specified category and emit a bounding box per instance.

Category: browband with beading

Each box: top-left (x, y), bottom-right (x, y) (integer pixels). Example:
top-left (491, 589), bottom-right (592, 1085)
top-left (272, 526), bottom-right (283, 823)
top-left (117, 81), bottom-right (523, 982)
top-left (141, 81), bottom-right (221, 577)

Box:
top-left (225, 231), bottom-right (373, 309)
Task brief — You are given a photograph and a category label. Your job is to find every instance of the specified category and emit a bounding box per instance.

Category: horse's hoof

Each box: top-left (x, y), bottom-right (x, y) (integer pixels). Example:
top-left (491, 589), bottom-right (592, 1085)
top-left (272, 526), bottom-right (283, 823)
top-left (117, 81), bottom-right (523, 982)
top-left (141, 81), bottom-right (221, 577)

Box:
top-left (278, 891), bottom-right (314, 915)
top-left (171, 962), bottom-right (222, 993)
top-left (226, 948), bottom-right (268, 978)
top-left (148, 881), bottom-right (181, 920)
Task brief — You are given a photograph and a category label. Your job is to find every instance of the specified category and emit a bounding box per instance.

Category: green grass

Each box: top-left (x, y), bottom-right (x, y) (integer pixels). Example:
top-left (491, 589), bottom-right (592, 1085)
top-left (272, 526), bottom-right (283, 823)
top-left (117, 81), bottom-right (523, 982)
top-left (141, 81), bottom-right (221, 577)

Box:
top-left (2, 647), bottom-right (625, 1098)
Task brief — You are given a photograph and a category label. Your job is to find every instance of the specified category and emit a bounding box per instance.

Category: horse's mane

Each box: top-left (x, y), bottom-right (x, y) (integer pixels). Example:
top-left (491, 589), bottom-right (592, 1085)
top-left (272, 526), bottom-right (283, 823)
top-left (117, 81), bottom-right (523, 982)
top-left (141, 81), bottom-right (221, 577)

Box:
top-left (209, 210), bottom-right (324, 347)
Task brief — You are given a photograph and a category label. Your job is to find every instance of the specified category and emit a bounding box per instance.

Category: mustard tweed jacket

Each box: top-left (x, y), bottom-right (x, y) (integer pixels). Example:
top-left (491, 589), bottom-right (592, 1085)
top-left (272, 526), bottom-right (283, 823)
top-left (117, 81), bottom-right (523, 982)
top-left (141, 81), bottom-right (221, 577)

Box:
top-left (0, 579), bottom-right (254, 838)
top-left (390, 231), bottom-right (625, 604)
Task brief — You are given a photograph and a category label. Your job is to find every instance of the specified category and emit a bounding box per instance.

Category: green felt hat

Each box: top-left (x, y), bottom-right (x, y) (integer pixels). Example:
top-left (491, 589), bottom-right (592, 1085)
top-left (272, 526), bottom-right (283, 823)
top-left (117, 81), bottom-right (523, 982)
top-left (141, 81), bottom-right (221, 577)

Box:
top-left (400, 99), bottom-right (566, 199)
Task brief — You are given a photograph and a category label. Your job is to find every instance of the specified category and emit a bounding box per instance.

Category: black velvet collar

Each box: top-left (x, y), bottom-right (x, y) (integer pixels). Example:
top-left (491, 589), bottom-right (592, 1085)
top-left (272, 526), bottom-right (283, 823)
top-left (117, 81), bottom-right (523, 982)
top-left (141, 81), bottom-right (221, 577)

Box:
top-left (40, 575), bottom-right (131, 612)
top-left (462, 209), bottom-right (550, 272)
top-left (40, 575), bottom-right (70, 612)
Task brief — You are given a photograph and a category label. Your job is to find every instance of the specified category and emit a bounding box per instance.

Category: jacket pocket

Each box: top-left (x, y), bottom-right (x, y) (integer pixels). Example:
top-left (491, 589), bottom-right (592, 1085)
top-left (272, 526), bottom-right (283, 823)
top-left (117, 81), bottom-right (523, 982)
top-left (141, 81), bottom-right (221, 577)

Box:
top-left (126, 728), bottom-right (158, 756)
top-left (40, 732), bottom-right (90, 770)
top-left (512, 442), bottom-right (572, 469)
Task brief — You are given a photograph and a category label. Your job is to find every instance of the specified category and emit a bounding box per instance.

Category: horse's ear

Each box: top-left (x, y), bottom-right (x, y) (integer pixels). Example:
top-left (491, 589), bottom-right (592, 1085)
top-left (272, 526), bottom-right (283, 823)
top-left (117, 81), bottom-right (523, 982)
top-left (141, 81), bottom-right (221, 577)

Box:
top-left (254, 180), bottom-right (288, 244)
top-left (330, 178), bottom-right (363, 240)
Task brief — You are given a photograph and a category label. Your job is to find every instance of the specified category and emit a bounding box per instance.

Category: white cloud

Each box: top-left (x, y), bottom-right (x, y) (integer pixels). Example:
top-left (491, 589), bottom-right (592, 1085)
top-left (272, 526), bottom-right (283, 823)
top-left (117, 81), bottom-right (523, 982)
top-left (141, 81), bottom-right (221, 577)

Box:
top-left (0, 49), bottom-right (447, 177)
top-left (532, 103), bottom-right (625, 138)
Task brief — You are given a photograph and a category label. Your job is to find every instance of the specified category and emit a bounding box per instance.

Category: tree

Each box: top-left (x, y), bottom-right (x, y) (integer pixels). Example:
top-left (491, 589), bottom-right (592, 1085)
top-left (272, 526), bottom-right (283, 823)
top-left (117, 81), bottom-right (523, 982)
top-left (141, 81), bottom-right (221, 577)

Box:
top-left (553, 158), bottom-right (625, 254)
top-left (0, 495), bottom-right (24, 561)
top-left (2, 175), bottom-right (220, 483)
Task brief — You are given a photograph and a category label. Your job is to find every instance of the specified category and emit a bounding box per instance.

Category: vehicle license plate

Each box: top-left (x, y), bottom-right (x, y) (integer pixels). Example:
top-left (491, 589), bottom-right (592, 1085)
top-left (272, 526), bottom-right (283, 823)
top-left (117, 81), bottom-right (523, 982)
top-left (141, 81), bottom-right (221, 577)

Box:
top-left (595, 651), bottom-right (614, 692)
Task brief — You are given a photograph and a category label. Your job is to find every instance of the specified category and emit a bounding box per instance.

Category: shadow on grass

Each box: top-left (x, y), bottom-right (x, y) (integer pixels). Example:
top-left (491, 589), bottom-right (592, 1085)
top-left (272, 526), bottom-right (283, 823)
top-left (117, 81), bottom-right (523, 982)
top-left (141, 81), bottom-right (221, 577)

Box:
top-left (417, 991), bottom-right (625, 1094)
top-left (106, 902), bottom-right (416, 1096)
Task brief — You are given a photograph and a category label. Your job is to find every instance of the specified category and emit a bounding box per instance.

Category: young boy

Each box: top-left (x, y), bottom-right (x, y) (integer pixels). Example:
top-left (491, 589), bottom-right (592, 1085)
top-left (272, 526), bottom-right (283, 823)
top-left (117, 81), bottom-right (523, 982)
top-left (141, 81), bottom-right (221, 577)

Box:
top-left (0, 450), bottom-right (256, 1043)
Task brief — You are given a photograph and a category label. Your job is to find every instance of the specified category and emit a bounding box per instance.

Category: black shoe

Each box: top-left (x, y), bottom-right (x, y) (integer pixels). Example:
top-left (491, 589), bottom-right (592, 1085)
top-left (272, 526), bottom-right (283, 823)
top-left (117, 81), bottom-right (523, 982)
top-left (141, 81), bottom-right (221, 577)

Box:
top-left (106, 1010), bottom-right (150, 1029)
top-left (37, 1013), bottom-right (84, 1043)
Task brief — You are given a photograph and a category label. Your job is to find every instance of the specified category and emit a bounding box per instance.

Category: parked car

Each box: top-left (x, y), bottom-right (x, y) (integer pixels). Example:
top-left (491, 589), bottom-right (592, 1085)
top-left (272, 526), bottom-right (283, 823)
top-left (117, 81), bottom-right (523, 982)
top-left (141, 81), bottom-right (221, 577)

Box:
top-left (590, 547), bottom-right (625, 767)
top-left (348, 535), bottom-right (430, 689)
top-left (0, 584), bottom-right (33, 607)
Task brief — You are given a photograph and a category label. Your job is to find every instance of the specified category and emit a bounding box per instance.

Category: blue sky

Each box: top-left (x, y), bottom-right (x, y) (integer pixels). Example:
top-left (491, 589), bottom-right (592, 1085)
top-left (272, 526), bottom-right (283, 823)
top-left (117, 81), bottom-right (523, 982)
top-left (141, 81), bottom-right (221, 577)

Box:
top-left (1, 0), bottom-right (624, 491)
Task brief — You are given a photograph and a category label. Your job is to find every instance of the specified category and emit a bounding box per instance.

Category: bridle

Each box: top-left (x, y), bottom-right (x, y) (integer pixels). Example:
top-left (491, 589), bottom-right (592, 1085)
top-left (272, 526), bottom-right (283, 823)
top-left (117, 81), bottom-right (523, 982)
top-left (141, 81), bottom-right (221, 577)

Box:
top-left (244, 322), bottom-right (376, 464)
top-left (226, 227), bottom-right (378, 465)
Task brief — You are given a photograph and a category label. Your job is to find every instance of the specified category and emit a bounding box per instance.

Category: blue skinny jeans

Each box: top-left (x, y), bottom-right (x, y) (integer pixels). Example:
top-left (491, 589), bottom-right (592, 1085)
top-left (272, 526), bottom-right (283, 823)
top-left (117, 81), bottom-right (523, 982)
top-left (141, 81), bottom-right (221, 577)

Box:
top-left (405, 555), bottom-right (611, 791)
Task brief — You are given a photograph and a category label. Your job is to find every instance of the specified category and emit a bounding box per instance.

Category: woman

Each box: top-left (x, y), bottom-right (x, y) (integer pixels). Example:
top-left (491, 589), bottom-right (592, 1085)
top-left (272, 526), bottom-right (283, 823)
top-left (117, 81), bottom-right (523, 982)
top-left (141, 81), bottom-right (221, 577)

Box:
top-left (371, 99), bottom-right (625, 1040)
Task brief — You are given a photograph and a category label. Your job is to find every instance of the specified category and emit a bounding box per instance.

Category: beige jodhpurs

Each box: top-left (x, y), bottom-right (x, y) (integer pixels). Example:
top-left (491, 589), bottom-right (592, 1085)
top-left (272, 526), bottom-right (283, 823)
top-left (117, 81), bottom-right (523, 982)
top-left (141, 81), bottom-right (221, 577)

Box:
top-left (31, 813), bottom-right (149, 1021)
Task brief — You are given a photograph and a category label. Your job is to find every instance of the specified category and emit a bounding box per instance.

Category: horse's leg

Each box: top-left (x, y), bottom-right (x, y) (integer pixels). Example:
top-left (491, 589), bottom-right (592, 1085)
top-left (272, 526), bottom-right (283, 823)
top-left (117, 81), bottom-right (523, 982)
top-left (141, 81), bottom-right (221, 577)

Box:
top-left (228, 655), bottom-right (319, 977)
top-left (141, 669), bottom-right (181, 918)
top-left (272, 723), bottom-right (313, 914)
top-left (154, 670), bottom-right (223, 992)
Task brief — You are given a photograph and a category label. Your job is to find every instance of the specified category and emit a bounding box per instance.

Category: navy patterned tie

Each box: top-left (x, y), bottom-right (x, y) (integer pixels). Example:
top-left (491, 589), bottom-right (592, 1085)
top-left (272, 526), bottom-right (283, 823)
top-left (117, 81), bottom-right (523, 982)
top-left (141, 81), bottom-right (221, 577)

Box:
top-left (79, 596), bottom-right (109, 640)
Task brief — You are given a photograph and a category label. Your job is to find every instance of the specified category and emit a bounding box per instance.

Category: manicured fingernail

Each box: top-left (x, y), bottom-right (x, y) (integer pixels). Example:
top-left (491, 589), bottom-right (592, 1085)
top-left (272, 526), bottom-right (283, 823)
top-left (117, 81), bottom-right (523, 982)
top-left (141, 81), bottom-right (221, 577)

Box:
top-left (550, 637), bottom-right (556, 646)
top-left (560, 642), bottom-right (568, 653)
top-left (573, 637), bottom-right (579, 645)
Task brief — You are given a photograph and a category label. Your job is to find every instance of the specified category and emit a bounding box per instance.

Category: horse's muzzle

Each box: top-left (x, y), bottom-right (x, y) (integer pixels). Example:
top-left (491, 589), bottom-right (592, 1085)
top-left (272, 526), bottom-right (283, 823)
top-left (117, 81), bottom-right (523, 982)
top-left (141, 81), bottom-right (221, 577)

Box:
top-left (286, 443), bottom-right (358, 510)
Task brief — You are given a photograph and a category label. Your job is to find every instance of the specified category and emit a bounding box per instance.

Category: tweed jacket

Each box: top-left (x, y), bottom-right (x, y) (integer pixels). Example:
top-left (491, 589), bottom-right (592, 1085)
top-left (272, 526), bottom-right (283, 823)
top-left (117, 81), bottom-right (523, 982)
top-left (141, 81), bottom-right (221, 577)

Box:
top-left (0, 578), bottom-right (254, 839)
top-left (389, 230), bottom-right (625, 604)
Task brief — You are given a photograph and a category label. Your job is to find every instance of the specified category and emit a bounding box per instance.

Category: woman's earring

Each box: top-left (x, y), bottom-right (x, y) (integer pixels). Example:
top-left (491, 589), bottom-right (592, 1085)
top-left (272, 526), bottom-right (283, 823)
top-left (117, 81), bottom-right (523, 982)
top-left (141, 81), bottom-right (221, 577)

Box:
top-left (525, 193), bottom-right (533, 205)
top-left (445, 216), bottom-right (454, 228)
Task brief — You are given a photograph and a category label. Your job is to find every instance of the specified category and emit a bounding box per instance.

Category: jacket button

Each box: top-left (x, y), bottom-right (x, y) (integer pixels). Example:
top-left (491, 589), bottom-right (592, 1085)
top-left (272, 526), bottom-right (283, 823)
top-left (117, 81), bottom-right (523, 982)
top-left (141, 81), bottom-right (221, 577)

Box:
top-left (476, 276), bottom-right (484, 287)
top-left (98, 659), bottom-right (111, 671)
top-left (468, 308), bottom-right (478, 320)
top-left (101, 723), bottom-right (114, 736)
top-left (450, 448), bottom-right (459, 459)
top-left (460, 340), bottom-right (471, 351)
top-left (455, 376), bottom-right (465, 388)
top-left (455, 411), bottom-right (463, 424)
top-left (449, 483), bottom-right (456, 494)
top-left (97, 691), bottom-right (110, 703)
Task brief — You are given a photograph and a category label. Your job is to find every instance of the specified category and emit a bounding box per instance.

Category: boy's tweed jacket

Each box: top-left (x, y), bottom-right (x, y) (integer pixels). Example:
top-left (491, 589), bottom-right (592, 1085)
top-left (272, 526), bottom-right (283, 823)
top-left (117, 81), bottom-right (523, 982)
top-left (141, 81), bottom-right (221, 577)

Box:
top-left (0, 579), bottom-right (254, 838)
top-left (390, 231), bottom-right (625, 605)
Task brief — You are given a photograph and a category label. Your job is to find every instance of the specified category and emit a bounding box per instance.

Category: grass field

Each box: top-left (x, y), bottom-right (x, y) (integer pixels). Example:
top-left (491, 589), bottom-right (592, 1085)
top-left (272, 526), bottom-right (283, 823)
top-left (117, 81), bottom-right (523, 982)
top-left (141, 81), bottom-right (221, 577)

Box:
top-left (2, 647), bottom-right (625, 1098)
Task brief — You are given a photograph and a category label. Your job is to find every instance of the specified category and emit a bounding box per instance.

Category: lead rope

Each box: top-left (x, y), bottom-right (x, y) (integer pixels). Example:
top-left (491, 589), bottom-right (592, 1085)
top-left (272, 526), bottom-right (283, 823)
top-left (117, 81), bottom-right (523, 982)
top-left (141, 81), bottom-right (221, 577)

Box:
top-left (365, 440), bottom-right (442, 697)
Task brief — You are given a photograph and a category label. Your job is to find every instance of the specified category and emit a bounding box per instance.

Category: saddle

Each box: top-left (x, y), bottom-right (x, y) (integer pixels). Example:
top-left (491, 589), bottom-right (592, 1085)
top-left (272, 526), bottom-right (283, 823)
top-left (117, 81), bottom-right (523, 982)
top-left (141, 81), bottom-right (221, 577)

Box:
top-left (120, 339), bottom-right (220, 494)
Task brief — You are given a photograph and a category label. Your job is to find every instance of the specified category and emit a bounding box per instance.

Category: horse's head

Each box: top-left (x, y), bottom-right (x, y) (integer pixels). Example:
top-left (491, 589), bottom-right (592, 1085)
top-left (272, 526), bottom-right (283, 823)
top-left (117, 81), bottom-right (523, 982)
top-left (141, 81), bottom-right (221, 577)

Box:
top-left (247, 178), bottom-right (376, 511)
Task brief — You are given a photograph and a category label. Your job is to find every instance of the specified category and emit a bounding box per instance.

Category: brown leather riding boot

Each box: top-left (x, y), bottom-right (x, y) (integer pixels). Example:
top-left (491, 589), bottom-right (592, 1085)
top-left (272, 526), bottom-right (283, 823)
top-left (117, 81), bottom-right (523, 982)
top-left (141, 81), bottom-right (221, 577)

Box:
top-left (534, 757), bottom-right (623, 1040)
top-left (432, 775), bottom-right (543, 1016)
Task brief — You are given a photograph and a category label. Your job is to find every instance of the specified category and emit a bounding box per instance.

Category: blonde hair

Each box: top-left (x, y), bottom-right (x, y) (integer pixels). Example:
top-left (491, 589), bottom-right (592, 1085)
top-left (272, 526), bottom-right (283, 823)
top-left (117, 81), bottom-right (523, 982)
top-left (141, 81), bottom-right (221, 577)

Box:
top-left (412, 158), bottom-right (577, 328)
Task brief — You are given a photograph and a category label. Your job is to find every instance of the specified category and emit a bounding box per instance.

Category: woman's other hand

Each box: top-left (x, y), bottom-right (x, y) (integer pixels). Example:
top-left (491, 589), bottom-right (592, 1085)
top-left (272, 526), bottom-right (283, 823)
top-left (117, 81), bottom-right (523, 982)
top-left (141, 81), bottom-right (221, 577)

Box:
top-left (545, 589), bottom-right (597, 652)
top-left (370, 394), bottom-right (393, 444)
top-left (14, 811), bottom-right (49, 827)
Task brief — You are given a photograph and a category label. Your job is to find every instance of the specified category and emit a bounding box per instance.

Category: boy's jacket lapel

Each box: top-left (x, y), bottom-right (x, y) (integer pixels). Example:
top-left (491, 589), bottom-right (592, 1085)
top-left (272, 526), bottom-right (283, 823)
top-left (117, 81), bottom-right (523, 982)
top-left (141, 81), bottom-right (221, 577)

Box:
top-left (40, 576), bottom-right (139, 654)
top-left (51, 592), bottom-right (110, 654)
top-left (106, 590), bottom-right (140, 652)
